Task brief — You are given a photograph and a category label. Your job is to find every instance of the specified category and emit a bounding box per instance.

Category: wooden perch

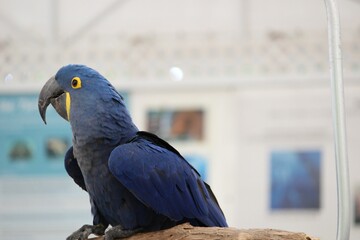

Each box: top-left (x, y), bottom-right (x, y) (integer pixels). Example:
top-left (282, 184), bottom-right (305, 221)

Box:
top-left (90, 223), bottom-right (319, 240)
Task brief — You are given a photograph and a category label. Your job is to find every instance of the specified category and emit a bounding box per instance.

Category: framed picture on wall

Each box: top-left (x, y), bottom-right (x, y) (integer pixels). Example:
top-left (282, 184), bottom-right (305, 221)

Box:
top-left (270, 149), bottom-right (321, 210)
top-left (184, 154), bottom-right (209, 181)
top-left (146, 109), bottom-right (204, 141)
top-left (355, 187), bottom-right (360, 224)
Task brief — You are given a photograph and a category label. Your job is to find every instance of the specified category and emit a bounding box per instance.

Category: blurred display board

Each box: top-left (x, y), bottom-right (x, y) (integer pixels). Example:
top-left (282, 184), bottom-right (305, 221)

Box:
top-left (0, 94), bottom-right (71, 175)
top-left (0, 92), bottom-right (129, 175)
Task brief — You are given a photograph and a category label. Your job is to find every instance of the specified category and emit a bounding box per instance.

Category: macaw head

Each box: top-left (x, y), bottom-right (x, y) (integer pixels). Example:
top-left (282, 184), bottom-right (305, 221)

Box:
top-left (38, 64), bottom-right (117, 124)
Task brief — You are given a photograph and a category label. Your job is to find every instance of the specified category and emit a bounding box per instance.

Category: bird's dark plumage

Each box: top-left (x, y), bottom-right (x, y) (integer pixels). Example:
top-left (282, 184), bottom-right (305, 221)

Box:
top-left (109, 131), bottom-right (227, 227)
top-left (64, 146), bottom-right (86, 191)
top-left (38, 64), bottom-right (227, 240)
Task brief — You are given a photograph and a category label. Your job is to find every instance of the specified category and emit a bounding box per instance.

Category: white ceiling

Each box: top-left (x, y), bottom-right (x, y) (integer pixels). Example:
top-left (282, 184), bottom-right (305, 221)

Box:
top-left (0, 0), bottom-right (359, 43)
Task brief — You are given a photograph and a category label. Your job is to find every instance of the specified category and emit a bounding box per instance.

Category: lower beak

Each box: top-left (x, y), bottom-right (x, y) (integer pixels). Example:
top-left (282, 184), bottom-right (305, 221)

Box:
top-left (50, 92), bottom-right (69, 122)
top-left (38, 76), bottom-right (68, 124)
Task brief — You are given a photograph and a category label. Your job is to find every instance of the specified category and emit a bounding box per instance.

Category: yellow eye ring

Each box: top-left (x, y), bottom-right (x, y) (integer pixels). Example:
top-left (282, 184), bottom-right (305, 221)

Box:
top-left (71, 77), bottom-right (82, 89)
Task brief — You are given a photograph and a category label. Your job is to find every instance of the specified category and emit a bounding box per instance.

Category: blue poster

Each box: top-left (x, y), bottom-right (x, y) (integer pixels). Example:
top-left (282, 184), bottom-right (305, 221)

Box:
top-left (0, 94), bottom-right (72, 175)
top-left (270, 150), bottom-right (321, 210)
top-left (184, 154), bottom-right (208, 181)
top-left (0, 92), bottom-right (129, 175)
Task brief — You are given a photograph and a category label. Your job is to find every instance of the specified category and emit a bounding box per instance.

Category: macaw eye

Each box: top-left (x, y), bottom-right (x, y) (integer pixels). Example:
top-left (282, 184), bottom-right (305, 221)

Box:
top-left (71, 77), bottom-right (82, 89)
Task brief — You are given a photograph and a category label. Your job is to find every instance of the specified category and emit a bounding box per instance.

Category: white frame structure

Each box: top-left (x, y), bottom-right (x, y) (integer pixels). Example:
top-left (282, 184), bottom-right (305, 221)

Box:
top-left (323, 0), bottom-right (350, 239)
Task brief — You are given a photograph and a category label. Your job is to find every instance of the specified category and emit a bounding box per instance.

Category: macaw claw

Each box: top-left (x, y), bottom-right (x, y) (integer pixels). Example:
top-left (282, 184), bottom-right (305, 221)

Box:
top-left (66, 224), bottom-right (106, 240)
top-left (104, 225), bottom-right (142, 240)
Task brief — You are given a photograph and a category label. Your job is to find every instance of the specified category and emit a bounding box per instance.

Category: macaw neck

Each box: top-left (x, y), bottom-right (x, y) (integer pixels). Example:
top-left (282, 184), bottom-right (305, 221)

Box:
top-left (71, 106), bottom-right (138, 175)
top-left (69, 96), bottom-right (138, 150)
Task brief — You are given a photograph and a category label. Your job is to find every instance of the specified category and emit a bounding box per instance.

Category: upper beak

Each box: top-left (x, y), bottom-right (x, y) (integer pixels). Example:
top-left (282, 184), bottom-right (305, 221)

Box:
top-left (38, 76), bottom-right (68, 124)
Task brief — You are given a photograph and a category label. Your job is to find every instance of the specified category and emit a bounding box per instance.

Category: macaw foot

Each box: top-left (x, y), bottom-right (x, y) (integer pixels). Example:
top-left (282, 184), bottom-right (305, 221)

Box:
top-left (66, 224), bottom-right (107, 240)
top-left (104, 225), bottom-right (142, 240)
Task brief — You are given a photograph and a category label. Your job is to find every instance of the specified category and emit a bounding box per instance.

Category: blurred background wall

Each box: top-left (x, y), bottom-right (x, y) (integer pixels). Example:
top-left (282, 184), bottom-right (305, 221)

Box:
top-left (0, 0), bottom-right (360, 239)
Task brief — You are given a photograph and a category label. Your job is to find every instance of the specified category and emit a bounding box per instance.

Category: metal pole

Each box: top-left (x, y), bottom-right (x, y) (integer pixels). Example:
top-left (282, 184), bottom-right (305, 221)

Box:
top-left (323, 0), bottom-right (350, 239)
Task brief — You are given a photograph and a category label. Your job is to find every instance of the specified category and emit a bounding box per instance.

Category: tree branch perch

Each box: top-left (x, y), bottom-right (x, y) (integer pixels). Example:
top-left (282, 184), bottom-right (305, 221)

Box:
top-left (89, 223), bottom-right (319, 240)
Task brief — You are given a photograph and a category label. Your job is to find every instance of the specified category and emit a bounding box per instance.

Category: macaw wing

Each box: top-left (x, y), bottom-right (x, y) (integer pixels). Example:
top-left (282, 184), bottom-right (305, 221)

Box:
top-left (108, 132), bottom-right (227, 227)
top-left (64, 146), bottom-right (87, 191)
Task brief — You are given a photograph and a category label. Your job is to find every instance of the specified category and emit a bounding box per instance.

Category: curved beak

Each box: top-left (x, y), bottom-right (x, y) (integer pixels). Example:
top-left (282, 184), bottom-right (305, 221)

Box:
top-left (38, 76), bottom-right (68, 124)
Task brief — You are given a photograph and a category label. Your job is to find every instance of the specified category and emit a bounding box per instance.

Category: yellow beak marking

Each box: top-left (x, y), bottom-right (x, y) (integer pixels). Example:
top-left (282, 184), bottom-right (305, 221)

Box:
top-left (65, 92), bottom-right (71, 121)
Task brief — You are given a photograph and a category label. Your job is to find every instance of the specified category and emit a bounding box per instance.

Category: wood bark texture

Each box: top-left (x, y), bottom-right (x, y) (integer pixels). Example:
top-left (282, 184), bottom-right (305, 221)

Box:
top-left (89, 223), bottom-right (319, 240)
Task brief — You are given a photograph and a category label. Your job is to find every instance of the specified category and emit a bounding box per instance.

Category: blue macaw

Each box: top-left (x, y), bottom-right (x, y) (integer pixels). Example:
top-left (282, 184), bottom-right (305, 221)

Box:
top-left (38, 64), bottom-right (227, 240)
